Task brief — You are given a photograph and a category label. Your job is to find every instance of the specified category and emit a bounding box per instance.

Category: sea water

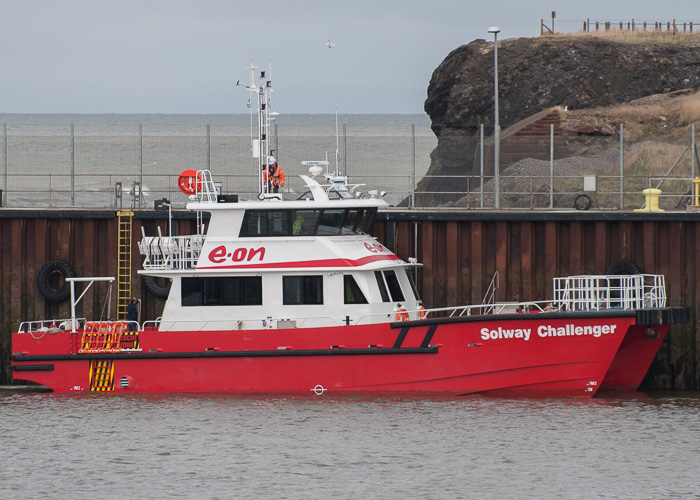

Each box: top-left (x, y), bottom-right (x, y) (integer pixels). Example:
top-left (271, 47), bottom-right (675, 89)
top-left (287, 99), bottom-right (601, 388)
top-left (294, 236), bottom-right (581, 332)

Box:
top-left (1, 389), bottom-right (699, 499)
top-left (0, 113), bottom-right (437, 207)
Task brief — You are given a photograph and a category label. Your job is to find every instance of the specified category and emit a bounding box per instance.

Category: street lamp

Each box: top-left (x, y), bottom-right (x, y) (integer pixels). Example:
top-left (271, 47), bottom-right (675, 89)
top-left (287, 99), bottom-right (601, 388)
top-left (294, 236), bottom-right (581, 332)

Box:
top-left (488, 26), bottom-right (501, 209)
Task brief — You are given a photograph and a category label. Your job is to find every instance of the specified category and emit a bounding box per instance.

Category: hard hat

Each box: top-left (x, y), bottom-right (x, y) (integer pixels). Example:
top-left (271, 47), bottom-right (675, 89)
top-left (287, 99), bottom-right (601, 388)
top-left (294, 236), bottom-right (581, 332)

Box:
top-left (268, 156), bottom-right (276, 164)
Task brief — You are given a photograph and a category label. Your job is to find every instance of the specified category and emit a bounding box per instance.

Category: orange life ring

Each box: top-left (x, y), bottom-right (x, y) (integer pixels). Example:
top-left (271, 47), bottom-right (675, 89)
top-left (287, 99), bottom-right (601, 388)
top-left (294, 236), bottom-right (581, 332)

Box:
top-left (178, 169), bottom-right (202, 195)
top-left (397, 307), bottom-right (409, 322)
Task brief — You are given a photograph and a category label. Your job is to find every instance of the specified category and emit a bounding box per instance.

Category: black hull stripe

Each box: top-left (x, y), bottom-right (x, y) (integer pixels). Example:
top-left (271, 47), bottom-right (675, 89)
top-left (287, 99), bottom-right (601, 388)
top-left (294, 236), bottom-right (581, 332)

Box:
top-left (420, 325), bottom-right (438, 348)
top-left (390, 307), bottom-right (690, 328)
top-left (14, 346), bottom-right (438, 363)
top-left (13, 364), bottom-right (54, 372)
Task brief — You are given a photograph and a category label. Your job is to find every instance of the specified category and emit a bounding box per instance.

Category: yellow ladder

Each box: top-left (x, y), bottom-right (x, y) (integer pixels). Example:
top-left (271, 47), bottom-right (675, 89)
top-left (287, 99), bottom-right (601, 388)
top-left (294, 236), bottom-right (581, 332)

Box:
top-left (117, 211), bottom-right (134, 319)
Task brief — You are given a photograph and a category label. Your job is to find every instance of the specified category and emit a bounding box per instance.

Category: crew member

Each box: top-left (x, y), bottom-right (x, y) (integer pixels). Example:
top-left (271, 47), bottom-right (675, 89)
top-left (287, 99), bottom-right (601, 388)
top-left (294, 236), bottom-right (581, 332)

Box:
top-left (127, 297), bottom-right (141, 331)
top-left (264, 156), bottom-right (285, 193)
top-left (418, 300), bottom-right (426, 319)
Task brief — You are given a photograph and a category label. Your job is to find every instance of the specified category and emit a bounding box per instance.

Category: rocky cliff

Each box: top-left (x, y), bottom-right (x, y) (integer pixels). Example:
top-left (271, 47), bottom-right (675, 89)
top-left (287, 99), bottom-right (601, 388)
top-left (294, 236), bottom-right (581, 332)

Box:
top-left (419, 36), bottom-right (700, 205)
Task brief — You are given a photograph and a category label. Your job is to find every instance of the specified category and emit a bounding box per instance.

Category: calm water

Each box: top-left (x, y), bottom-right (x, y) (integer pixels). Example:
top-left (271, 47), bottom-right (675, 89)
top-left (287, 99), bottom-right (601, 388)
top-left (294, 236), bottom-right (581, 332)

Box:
top-left (0, 113), bottom-right (435, 137)
top-left (2, 389), bottom-right (700, 499)
top-left (0, 113), bottom-right (437, 208)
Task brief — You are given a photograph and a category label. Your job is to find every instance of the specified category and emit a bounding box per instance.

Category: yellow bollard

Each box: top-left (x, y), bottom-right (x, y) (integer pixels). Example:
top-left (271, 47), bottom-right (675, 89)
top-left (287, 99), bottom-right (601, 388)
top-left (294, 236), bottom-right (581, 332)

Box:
top-left (694, 177), bottom-right (700, 206)
top-left (634, 188), bottom-right (664, 212)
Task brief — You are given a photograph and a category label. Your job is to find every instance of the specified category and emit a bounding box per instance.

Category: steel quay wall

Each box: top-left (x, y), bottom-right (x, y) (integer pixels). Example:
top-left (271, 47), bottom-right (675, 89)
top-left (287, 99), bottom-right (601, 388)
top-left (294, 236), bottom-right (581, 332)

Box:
top-left (375, 209), bottom-right (699, 391)
top-left (1, 208), bottom-right (699, 391)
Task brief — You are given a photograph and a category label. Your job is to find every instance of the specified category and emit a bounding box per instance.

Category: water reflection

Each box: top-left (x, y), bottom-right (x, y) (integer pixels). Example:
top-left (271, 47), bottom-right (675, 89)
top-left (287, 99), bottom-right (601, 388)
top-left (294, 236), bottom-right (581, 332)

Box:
top-left (2, 388), bottom-right (699, 499)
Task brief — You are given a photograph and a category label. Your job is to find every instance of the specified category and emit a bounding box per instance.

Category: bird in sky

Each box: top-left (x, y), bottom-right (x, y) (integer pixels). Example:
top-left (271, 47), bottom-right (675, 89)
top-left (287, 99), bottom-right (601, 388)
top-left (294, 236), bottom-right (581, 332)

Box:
top-left (325, 40), bottom-right (335, 49)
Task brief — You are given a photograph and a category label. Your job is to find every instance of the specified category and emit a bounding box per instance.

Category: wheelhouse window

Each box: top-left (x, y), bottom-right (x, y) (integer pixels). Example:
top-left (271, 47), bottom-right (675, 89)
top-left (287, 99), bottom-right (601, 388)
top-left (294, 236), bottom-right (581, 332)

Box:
top-left (384, 270), bottom-right (406, 302)
top-left (317, 209), bottom-right (346, 236)
top-left (374, 270), bottom-right (405, 303)
top-left (375, 271), bottom-right (390, 303)
top-left (341, 209), bottom-right (364, 235)
top-left (292, 210), bottom-right (320, 235)
top-left (240, 208), bottom-right (377, 237)
top-left (344, 275), bottom-right (368, 304)
top-left (283, 276), bottom-right (323, 305)
top-left (182, 276), bottom-right (262, 307)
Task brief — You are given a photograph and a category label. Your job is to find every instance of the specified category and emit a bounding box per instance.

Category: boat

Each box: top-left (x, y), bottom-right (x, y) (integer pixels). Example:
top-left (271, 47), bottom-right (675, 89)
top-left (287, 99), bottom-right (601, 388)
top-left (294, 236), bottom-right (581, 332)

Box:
top-left (11, 64), bottom-right (689, 397)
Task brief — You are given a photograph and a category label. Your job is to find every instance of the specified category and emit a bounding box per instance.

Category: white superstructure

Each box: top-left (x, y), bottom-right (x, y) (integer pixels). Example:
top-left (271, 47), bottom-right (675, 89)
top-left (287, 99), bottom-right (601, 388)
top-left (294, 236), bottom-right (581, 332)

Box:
top-left (137, 62), bottom-right (420, 331)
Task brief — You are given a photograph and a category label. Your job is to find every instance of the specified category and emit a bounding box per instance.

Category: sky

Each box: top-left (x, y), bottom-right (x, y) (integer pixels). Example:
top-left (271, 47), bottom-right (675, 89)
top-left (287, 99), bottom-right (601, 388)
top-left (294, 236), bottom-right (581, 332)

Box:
top-left (1, 0), bottom-right (698, 115)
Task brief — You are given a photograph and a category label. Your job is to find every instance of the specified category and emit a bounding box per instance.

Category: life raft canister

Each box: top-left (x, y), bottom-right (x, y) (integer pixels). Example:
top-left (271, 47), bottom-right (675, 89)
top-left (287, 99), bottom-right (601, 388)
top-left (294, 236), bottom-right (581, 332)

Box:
top-left (177, 169), bottom-right (202, 195)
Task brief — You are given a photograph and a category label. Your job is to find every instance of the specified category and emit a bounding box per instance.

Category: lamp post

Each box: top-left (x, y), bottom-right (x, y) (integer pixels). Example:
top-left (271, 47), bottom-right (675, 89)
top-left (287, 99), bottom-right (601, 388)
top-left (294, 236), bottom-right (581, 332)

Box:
top-left (488, 26), bottom-right (501, 209)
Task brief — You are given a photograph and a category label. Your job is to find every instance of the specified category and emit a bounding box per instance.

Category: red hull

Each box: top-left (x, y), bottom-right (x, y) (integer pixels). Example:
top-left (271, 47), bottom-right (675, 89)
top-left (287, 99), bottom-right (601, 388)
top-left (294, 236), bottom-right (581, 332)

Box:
top-left (599, 324), bottom-right (669, 391)
top-left (12, 313), bottom-right (656, 398)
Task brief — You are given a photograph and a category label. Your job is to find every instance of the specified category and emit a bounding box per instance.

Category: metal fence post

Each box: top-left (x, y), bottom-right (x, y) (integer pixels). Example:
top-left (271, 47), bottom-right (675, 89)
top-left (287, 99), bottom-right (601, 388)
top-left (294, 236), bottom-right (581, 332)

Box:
top-left (692, 123), bottom-right (696, 179)
top-left (411, 124), bottom-right (416, 208)
top-left (206, 124), bottom-right (211, 172)
top-left (343, 122), bottom-right (347, 177)
top-left (138, 123), bottom-right (143, 209)
top-left (70, 123), bottom-right (75, 206)
top-left (480, 124), bottom-right (484, 208)
top-left (549, 123), bottom-right (554, 208)
top-left (619, 123), bottom-right (624, 209)
top-left (2, 123), bottom-right (6, 206)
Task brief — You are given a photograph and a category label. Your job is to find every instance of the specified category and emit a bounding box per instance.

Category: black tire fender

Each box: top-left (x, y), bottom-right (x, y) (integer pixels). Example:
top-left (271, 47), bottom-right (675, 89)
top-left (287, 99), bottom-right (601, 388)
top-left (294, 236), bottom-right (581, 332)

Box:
top-left (605, 260), bottom-right (642, 304)
top-left (145, 275), bottom-right (172, 299)
top-left (605, 260), bottom-right (642, 276)
top-left (574, 194), bottom-right (592, 210)
top-left (36, 260), bottom-right (77, 302)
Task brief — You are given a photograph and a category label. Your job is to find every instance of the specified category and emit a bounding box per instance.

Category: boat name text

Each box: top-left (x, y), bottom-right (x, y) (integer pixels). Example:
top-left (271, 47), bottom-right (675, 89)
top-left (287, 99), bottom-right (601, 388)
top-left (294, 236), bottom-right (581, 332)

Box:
top-left (208, 245), bottom-right (266, 264)
top-left (480, 323), bottom-right (618, 341)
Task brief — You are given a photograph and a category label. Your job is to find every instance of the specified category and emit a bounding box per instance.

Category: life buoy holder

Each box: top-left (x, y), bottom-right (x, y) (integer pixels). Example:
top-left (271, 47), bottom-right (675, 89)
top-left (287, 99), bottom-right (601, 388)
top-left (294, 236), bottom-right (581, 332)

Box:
top-left (36, 260), bottom-right (77, 302)
top-left (397, 306), bottom-right (409, 322)
top-left (177, 169), bottom-right (202, 195)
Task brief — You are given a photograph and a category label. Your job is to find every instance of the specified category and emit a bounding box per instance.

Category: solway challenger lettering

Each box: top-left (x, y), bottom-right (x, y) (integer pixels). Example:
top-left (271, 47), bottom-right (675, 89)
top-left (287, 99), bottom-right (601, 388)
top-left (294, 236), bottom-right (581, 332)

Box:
top-left (480, 323), bottom-right (618, 341)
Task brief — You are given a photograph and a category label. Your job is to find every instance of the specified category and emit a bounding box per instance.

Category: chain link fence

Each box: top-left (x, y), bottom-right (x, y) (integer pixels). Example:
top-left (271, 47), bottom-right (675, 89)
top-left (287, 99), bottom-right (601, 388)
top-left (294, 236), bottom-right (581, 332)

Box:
top-left (1, 122), bottom-right (698, 210)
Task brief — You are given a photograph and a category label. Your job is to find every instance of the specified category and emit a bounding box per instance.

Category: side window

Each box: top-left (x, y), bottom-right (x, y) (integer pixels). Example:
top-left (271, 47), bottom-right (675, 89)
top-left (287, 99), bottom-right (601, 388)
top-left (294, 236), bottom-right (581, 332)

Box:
top-left (267, 211), bottom-right (289, 236)
top-left (374, 271), bottom-right (390, 303)
top-left (341, 209), bottom-right (363, 235)
top-left (384, 270), bottom-right (405, 302)
top-left (283, 276), bottom-right (323, 305)
top-left (240, 211), bottom-right (268, 237)
top-left (317, 209), bottom-right (346, 236)
top-left (182, 277), bottom-right (262, 306)
top-left (344, 275), bottom-right (368, 304)
top-left (182, 277), bottom-right (203, 306)
top-left (291, 210), bottom-right (320, 236)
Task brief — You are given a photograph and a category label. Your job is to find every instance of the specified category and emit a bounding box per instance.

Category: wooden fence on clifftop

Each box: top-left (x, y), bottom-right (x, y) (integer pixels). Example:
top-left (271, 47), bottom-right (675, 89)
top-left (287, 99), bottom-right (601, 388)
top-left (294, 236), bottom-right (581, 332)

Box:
top-left (541, 16), bottom-right (698, 36)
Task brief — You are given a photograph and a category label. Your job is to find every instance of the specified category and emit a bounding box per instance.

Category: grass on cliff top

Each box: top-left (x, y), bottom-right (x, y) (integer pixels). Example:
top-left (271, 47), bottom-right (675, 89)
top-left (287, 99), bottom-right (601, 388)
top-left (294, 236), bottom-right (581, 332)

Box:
top-left (551, 29), bottom-right (700, 44)
top-left (572, 90), bottom-right (700, 137)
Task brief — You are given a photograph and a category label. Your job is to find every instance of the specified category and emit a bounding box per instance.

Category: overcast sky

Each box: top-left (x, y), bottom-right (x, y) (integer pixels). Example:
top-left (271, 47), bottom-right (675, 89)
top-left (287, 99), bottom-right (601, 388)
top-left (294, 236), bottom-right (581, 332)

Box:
top-left (1, 0), bottom-right (698, 114)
